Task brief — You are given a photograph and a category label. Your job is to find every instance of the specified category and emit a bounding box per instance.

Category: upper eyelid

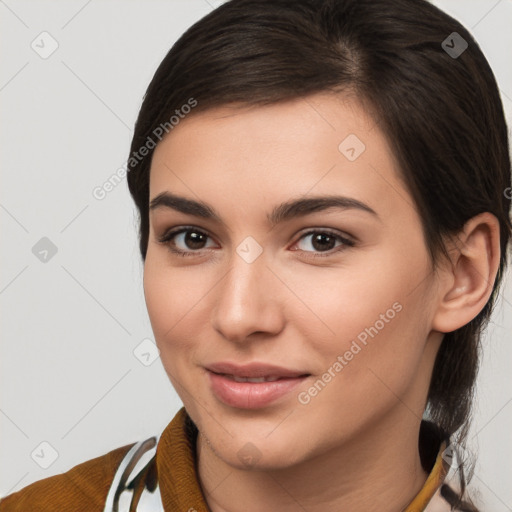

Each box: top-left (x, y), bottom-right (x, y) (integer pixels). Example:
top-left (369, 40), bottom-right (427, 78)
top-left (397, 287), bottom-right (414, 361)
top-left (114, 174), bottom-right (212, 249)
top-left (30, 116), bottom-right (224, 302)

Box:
top-left (159, 225), bottom-right (213, 240)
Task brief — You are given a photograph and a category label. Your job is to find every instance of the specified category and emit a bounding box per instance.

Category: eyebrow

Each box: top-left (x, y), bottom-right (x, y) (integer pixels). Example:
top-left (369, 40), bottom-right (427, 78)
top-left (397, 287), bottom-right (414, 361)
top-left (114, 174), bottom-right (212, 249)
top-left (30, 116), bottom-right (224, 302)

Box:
top-left (149, 191), bottom-right (379, 226)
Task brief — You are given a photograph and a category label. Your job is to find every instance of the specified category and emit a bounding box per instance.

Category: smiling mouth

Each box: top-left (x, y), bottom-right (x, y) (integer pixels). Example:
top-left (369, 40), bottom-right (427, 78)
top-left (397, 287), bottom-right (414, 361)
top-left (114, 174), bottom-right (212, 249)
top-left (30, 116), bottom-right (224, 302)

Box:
top-left (206, 370), bottom-right (311, 409)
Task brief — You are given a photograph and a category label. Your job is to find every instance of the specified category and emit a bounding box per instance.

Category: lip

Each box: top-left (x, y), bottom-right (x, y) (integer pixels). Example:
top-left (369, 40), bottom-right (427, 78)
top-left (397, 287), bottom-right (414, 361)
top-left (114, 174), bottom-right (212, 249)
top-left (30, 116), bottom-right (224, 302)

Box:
top-left (205, 361), bottom-right (309, 379)
top-left (205, 362), bottom-right (310, 409)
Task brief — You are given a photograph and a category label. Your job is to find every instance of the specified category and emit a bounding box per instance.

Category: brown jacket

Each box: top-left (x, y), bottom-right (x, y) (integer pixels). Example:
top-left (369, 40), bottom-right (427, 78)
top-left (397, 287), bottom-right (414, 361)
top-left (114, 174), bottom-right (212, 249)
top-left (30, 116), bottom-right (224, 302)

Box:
top-left (0, 407), bottom-right (453, 511)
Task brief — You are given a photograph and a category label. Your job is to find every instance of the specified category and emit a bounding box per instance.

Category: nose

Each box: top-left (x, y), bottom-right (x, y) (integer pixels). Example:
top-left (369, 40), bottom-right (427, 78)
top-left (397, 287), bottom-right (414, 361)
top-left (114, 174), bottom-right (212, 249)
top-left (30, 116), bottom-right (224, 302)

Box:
top-left (210, 245), bottom-right (285, 344)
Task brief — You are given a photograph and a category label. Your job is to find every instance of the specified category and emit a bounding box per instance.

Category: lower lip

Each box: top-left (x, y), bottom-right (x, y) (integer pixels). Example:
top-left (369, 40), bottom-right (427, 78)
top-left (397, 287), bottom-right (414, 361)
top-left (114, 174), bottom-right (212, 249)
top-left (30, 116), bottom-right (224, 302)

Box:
top-left (207, 371), bottom-right (308, 409)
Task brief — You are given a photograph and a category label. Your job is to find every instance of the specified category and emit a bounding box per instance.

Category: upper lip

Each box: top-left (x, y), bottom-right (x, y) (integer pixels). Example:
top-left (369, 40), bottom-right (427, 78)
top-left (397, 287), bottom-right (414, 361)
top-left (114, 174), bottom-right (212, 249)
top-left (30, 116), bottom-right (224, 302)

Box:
top-left (205, 361), bottom-right (310, 379)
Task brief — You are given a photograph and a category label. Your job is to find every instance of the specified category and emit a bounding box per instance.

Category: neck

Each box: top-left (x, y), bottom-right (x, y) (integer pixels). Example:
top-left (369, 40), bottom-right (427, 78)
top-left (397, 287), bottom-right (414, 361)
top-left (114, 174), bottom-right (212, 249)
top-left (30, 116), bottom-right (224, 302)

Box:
top-left (196, 410), bottom-right (430, 512)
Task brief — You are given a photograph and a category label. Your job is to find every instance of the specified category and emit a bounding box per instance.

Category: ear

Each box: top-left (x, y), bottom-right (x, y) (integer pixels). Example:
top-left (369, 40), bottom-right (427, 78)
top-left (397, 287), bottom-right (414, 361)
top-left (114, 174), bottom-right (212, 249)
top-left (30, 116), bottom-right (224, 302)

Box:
top-left (431, 212), bottom-right (501, 333)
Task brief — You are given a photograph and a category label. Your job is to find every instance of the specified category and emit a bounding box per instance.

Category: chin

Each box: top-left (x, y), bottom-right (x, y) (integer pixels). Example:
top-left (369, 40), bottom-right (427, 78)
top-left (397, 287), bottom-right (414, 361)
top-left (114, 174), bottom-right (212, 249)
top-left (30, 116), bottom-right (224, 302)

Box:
top-left (226, 444), bottom-right (307, 471)
top-left (203, 422), bottom-right (313, 471)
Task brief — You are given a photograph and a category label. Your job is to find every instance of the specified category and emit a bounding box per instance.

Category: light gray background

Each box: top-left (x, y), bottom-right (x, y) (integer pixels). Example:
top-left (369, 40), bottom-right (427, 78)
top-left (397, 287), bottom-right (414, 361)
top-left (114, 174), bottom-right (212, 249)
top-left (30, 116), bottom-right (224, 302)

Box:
top-left (1, 0), bottom-right (511, 509)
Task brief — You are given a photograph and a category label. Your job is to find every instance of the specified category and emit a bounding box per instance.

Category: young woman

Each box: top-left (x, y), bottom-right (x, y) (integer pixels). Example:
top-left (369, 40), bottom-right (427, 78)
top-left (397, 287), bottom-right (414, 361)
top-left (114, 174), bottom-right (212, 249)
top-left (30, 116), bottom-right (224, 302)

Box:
top-left (1, 0), bottom-right (510, 511)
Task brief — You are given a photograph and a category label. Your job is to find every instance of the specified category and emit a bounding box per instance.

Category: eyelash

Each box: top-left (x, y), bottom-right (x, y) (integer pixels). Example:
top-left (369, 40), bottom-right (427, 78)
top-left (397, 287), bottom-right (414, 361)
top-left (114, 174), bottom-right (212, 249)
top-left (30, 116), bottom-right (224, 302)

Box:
top-left (157, 226), bottom-right (356, 259)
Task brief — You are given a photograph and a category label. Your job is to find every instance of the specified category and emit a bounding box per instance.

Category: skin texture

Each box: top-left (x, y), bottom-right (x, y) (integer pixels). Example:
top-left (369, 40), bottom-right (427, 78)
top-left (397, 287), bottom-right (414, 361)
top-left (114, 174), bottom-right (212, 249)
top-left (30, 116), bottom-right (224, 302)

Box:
top-left (143, 92), bottom-right (500, 511)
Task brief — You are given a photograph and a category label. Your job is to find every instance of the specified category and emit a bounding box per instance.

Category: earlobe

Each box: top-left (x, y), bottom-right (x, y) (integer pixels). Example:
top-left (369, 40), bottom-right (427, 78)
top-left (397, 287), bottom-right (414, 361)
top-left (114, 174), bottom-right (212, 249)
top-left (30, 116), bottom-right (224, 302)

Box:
top-left (431, 212), bottom-right (501, 334)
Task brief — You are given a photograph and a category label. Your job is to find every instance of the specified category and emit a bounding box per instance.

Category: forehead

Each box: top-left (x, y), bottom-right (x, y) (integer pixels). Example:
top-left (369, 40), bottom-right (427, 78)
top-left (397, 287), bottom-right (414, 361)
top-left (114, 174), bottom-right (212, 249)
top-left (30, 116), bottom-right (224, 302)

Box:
top-left (148, 93), bottom-right (414, 223)
top-left (152, 93), bottom-right (378, 165)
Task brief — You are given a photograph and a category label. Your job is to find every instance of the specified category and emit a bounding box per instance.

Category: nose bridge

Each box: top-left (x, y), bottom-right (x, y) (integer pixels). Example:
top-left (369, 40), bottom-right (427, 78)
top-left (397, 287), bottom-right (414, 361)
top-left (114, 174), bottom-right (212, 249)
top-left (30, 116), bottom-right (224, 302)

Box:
top-left (211, 238), bottom-right (283, 341)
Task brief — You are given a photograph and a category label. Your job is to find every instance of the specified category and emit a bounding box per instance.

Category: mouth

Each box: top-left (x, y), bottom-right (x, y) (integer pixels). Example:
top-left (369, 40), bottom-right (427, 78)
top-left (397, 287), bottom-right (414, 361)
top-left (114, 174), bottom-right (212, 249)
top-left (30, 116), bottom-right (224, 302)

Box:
top-left (204, 362), bottom-right (311, 409)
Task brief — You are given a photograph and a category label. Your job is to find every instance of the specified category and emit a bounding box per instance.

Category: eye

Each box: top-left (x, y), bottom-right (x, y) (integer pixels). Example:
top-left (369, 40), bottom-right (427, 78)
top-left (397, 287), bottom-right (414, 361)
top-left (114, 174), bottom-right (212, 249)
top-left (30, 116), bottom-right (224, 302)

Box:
top-left (291, 229), bottom-right (355, 258)
top-left (157, 226), bottom-right (355, 259)
top-left (157, 227), bottom-right (217, 256)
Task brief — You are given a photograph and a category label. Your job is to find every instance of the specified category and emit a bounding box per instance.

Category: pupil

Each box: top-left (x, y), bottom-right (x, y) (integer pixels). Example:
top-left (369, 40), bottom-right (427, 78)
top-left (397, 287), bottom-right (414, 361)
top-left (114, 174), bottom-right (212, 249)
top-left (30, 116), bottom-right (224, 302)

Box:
top-left (186, 231), bottom-right (206, 249)
top-left (313, 233), bottom-right (334, 251)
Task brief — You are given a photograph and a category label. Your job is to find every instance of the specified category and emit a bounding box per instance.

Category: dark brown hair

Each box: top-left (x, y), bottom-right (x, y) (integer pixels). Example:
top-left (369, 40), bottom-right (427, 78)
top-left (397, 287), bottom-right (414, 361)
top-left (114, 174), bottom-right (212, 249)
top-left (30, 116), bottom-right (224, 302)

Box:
top-left (126, 0), bottom-right (511, 508)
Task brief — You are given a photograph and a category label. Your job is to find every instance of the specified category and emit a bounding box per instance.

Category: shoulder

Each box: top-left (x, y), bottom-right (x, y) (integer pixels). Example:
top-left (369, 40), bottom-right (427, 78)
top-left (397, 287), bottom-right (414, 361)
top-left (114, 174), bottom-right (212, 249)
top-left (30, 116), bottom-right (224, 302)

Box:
top-left (0, 441), bottom-right (136, 512)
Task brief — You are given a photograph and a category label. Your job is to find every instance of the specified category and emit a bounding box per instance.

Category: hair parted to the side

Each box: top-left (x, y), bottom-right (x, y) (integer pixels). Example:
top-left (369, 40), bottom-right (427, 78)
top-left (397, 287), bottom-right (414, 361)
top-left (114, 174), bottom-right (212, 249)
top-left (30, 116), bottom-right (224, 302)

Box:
top-left (126, 0), bottom-right (512, 509)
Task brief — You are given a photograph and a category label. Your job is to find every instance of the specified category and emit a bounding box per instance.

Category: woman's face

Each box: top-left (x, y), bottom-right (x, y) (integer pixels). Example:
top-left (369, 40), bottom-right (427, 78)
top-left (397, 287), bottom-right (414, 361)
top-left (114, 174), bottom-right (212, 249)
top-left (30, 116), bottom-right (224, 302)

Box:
top-left (144, 93), bottom-right (444, 469)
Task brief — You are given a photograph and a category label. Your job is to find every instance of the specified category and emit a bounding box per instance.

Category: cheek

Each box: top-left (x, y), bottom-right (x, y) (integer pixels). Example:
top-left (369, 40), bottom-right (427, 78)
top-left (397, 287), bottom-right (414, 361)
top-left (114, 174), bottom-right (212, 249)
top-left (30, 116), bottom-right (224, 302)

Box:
top-left (281, 252), bottom-right (414, 353)
top-left (143, 258), bottom-right (209, 400)
top-left (143, 262), bottom-right (175, 339)
top-left (143, 254), bottom-right (204, 352)
top-left (296, 250), bottom-right (432, 391)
